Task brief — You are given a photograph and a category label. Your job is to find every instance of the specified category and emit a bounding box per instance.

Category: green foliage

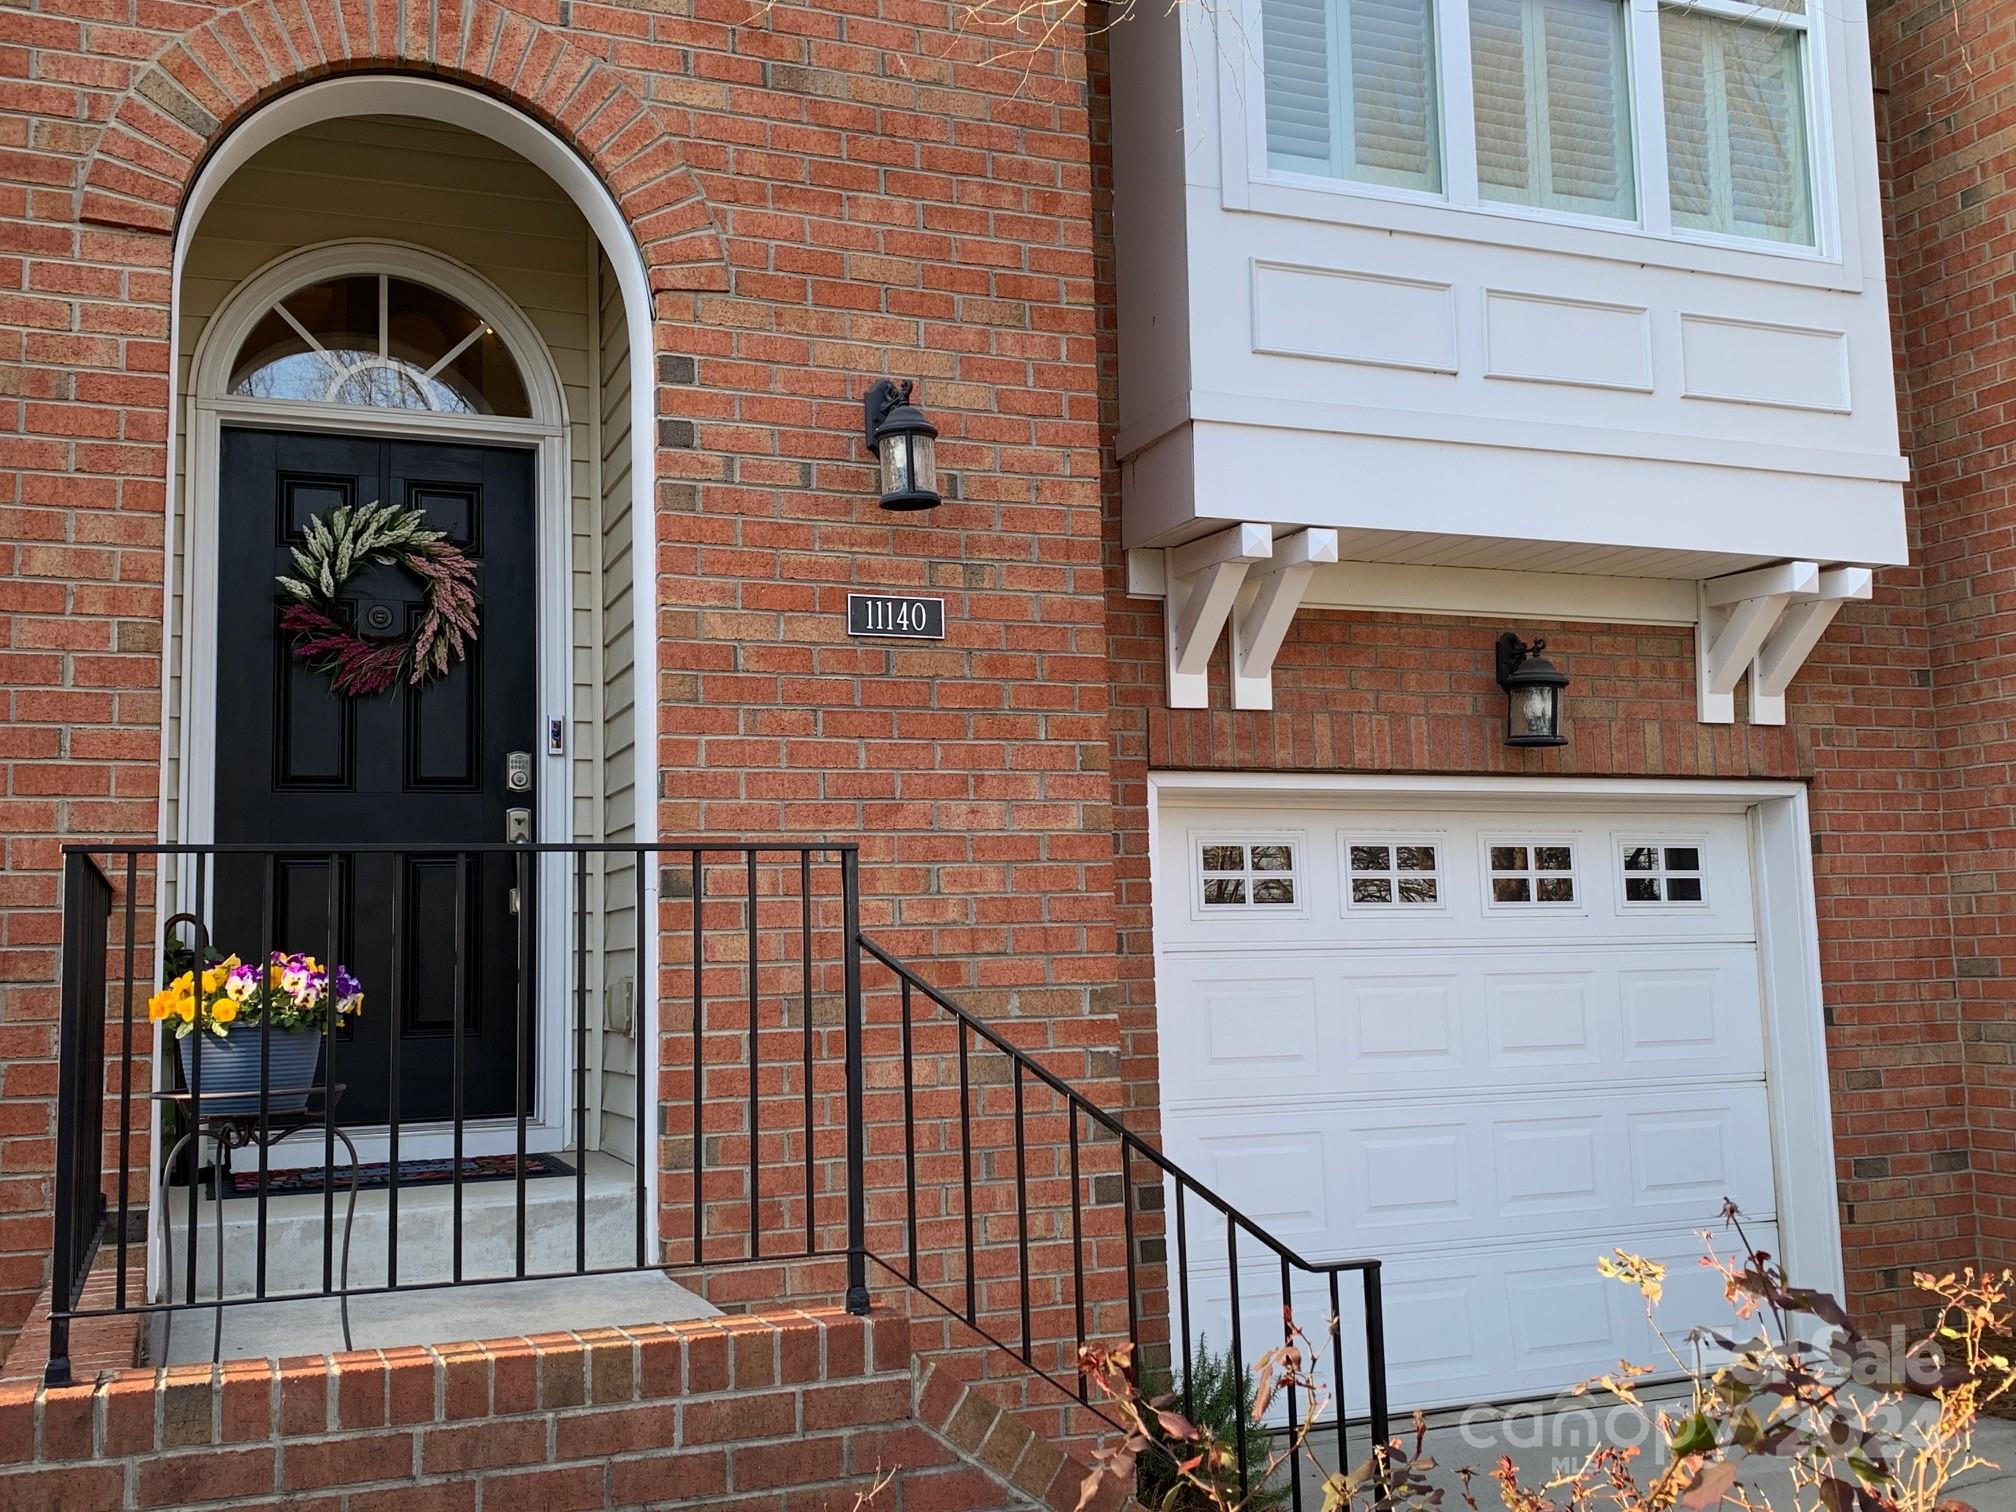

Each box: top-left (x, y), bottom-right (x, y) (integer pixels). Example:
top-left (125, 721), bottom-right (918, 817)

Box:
top-left (1134, 1338), bottom-right (1293, 1512)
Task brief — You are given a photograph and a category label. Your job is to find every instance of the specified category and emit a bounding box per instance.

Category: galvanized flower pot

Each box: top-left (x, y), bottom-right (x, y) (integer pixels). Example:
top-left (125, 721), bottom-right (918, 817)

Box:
top-left (176, 1027), bottom-right (323, 1116)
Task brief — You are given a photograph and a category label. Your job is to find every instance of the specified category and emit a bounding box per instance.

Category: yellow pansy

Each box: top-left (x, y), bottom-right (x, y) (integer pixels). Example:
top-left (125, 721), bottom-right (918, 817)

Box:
top-left (175, 996), bottom-right (196, 1023)
top-left (211, 998), bottom-right (239, 1025)
top-left (147, 990), bottom-right (176, 1022)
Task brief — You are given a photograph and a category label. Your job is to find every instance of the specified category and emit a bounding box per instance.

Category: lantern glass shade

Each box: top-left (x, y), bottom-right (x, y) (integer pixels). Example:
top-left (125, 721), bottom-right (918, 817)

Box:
top-left (880, 429), bottom-right (934, 504)
top-left (1509, 682), bottom-right (1561, 744)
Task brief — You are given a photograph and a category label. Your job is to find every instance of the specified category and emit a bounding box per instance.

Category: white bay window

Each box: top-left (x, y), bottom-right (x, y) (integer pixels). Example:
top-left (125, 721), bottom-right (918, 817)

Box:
top-left (1256, 0), bottom-right (1821, 249)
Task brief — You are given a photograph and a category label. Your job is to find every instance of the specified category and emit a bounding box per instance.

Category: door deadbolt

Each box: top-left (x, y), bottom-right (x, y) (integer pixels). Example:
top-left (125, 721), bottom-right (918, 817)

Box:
top-left (504, 751), bottom-right (533, 793)
top-left (505, 808), bottom-right (532, 845)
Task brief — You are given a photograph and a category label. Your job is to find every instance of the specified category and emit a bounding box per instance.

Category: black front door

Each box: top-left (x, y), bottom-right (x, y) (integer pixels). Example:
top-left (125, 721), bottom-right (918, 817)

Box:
top-left (211, 427), bottom-right (538, 1125)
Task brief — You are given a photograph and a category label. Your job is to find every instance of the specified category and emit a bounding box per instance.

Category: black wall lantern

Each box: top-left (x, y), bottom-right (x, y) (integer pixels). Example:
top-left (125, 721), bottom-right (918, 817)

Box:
top-left (862, 378), bottom-right (940, 511)
top-left (1495, 633), bottom-right (1569, 747)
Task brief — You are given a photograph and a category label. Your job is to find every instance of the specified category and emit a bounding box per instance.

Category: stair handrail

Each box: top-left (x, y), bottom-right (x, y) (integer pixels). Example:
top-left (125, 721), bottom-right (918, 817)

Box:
top-left (849, 927), bottom-right (1393, 1501)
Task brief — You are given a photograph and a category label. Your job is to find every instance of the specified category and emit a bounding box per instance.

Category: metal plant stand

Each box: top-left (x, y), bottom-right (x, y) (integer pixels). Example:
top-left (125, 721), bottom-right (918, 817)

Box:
top-left (154, 1085), bottom-right (360, 1363)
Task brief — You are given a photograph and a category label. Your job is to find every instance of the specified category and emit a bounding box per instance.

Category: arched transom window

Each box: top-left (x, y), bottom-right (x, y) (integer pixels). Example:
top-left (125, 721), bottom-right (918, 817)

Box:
top-left (227, 273), bottom-right (531, 418)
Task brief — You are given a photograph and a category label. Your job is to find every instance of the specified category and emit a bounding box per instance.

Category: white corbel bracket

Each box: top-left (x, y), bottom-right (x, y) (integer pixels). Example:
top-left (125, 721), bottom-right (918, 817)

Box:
top-left (1749, 567), bottom-right (1874, 725)
top-left (1697, 562), bottom-right (1871, 724)
top-left (1231, 528), bottom-right (1339, 709)
top-left (1164, 523), bottom-right (1273, 708)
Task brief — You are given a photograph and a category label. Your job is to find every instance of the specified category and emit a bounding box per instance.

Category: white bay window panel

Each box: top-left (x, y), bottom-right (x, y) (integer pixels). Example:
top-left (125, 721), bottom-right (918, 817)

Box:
top-left (1263, 0), bottom-right (1441, 190)
top-left (1471, 0), bottom-right (1637, 220)
top-left (1660, 6), bottom-right (1813, 245)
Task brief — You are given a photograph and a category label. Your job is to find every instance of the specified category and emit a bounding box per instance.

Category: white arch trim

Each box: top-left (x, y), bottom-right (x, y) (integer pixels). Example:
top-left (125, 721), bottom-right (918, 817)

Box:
top-left (158, 79), bottom-right (661, 1239)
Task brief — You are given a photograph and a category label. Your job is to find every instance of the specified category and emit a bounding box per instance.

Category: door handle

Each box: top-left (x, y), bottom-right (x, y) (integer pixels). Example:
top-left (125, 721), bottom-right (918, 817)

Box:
top-left (505, 807), bottom-right (531, 844)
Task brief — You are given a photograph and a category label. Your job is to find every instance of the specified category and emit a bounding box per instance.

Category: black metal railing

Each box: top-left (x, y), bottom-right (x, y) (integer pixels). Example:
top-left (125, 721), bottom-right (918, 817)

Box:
top-left (47, 839), bottom-right (1389, 1489)
top-left (48, 852), bottom-right (114, 1376)
top-left (46, 840), bottom-right (870, 1386)
top-left (858, 937), bottom-right (1390, 1505)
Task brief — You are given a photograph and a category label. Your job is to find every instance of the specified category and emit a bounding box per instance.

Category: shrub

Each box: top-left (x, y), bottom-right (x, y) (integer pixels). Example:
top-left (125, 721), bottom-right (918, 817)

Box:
top-left (1076, 1202), bottom-right (2016, 1512)
top-left (1133, 1339), bottom-right (1293, 1512)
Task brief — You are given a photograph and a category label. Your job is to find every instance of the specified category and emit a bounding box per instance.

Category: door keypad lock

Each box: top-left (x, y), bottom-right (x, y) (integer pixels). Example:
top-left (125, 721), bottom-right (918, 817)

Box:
top-left (504, 751), bottom-right (533, 793)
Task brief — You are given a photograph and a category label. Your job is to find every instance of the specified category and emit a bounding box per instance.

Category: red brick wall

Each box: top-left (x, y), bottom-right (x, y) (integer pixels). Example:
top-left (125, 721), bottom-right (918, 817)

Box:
top-left (0, 1305), bottom-right (1104, 1511)
top-left (0, 0), bottom-right (1119, 1373)
top-left (1873, 0), bottom-right (2016, 1275)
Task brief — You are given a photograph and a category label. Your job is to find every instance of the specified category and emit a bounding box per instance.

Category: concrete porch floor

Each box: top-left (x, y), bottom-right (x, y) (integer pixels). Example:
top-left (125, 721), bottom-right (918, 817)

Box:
top-left (151, 1149), bottom-right (721, 1365)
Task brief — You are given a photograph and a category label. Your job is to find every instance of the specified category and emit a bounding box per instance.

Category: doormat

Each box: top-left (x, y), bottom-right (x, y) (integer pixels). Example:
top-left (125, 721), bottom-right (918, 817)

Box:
top-left (224, 1152), bottom-right (576, 1198)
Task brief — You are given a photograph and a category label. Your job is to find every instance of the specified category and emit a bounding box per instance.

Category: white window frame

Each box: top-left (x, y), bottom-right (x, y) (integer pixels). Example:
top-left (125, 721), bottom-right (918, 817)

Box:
top-left (1617, 836), bottom-right (1712, 909)
top-left (1232, 0), bottom-right (1840, 271)
top-left (1339, 833), bottom-right (1448, 912)
top-left (1481, 835), bottom-right (1583, 909)
top-left (1190, 831), bottom-right (1311, 918)
top-left (1652, 0), bottom-right (1818, 249)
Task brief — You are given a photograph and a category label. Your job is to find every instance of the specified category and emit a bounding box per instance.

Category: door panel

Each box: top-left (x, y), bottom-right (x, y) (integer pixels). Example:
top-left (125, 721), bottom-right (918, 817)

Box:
top-left (211, 427), bottom-right (539, 1126)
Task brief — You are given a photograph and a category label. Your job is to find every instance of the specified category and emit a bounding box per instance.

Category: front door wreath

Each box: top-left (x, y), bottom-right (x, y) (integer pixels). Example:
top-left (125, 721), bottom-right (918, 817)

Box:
top-left (277, 501), bottom-right (480, 697)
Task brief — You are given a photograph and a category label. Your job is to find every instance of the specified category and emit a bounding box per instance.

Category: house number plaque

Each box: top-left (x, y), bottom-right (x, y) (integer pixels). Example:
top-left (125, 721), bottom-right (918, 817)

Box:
top-left (847, 593), bottom-right (945, 640)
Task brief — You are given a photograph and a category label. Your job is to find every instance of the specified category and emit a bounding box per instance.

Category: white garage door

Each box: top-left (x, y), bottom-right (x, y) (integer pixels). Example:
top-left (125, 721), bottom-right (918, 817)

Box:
top-left (1156, 797), bottom-right (1780, 1410)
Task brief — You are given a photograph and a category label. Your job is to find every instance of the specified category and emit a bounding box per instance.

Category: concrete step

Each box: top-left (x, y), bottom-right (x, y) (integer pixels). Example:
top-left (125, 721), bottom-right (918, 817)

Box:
top-left (155, 1270), bottom-right (721, 1366)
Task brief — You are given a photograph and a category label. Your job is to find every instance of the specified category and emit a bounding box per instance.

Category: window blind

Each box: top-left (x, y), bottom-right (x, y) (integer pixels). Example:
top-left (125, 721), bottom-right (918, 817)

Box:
top-left (1264, 0), bottom-right (1339, 172)
top-left (1660, 6), bottom-right (1812, 244)
top-left (1263, 0), bottom-right (1439, 190)
top-left (1470, 0), bottom-right (1635, 220)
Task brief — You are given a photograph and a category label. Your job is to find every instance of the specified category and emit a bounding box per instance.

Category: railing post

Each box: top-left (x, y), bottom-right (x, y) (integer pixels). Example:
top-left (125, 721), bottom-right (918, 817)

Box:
top-left (45, 851), bottom-right (97, 1389)
top-left (841, 847), bottom-right (869, 1315)
top-left (1364, 1260), bottom-right (1391, 1451)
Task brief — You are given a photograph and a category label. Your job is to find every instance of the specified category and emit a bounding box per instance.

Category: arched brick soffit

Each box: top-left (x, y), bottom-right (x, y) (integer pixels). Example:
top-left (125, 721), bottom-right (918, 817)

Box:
top-left (77, 0), bottom-right (728, 293)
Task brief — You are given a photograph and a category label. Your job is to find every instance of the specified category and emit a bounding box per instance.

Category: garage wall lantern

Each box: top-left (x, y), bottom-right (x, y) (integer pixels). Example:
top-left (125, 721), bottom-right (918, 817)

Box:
top-left (1495, 633), bottom-right (1569, 747)
top-left (862, 378), bottom-right (940, 511)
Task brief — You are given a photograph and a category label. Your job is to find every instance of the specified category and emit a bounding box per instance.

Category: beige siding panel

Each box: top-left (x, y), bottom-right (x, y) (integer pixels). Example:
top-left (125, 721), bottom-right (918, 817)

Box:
top-left (595, 250), bottom-right (640, 1157)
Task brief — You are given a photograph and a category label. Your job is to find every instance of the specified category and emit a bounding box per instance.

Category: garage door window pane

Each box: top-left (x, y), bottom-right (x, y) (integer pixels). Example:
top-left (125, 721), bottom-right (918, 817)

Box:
top-left (1620, 841), bottom-right (1706, 906)
top-left (1200, 840), bottom-right (1298, 909)
top-left (1348, 840), bottom-right (1440, 908)
top-left (1489, 839), bottom-right (1577, 907)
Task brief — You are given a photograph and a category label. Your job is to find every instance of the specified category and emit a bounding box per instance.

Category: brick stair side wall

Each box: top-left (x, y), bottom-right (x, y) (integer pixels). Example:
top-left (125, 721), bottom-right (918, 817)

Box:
top-left (0, 1305), bottom-right (1127, 1512)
